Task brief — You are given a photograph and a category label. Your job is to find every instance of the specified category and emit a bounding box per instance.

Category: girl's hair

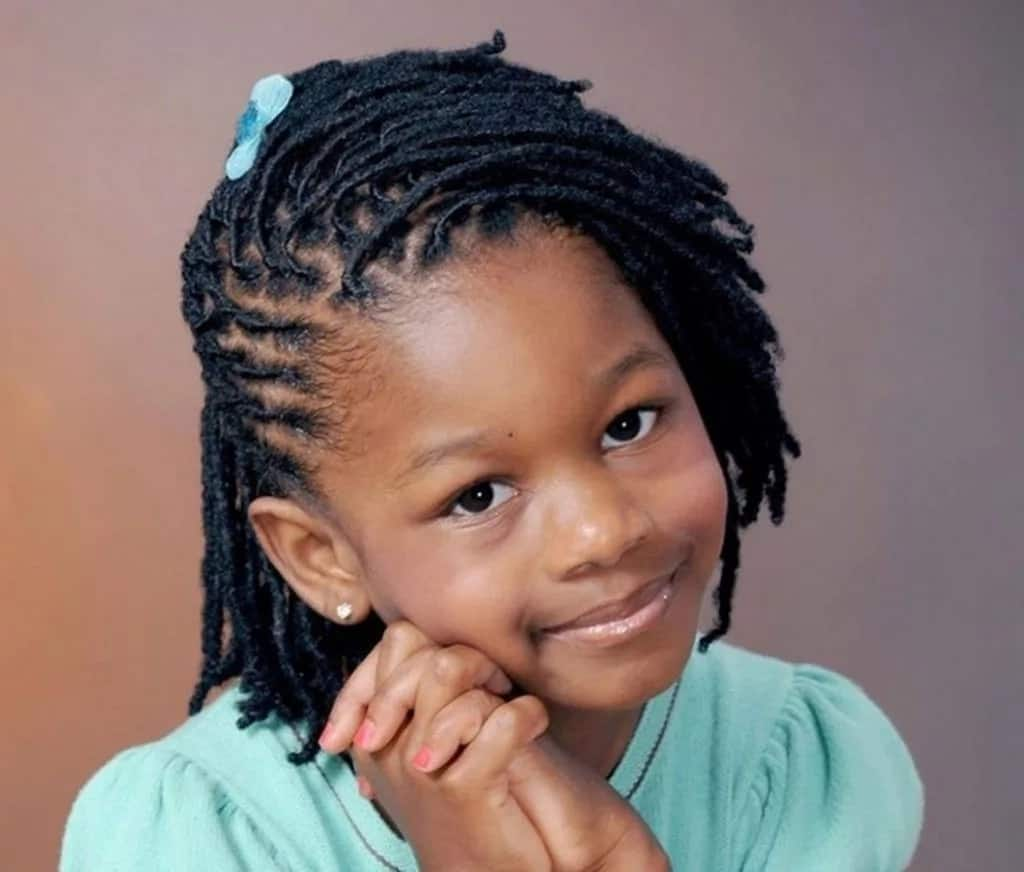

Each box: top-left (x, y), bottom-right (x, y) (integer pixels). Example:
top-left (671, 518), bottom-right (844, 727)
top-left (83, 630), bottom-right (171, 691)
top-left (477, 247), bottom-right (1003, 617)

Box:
top-left (179, 30), bottom-right (802, 764)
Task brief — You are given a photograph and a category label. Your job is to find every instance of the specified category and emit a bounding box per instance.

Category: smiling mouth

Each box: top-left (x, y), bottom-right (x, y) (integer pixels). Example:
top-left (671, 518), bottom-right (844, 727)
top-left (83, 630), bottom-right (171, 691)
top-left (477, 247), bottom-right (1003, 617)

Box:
top-left (541, 565), bottom-right (683, 634)
top-left (541, 572), bottom-right (680, 647)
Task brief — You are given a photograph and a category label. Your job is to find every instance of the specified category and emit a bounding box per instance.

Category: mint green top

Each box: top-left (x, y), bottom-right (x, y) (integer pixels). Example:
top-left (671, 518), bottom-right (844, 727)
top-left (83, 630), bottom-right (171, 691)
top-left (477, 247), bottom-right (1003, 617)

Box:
top-left (60, 636), bottom-right (925, 870)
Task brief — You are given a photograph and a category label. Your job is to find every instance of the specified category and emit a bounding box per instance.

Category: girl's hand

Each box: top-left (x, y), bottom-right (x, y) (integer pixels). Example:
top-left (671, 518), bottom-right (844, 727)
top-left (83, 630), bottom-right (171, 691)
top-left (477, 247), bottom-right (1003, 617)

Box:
top-left (319, 621), bottom-right (552, 872)
top-left (319, 620), bottom-right (515, 762)
top-left (508, 734), bottom-right (671, 872)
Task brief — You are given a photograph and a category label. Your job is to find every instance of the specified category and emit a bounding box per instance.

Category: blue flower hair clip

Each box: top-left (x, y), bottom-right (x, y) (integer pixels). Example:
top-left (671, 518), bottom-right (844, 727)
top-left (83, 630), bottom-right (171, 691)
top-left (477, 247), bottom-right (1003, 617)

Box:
top-left (225, 73), bottom-right (294, 180)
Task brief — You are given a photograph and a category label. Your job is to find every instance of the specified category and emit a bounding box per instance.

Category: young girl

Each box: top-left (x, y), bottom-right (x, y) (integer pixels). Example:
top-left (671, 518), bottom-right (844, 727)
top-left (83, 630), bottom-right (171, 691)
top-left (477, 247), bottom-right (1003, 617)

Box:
top-left (60, 30), bottom-right (924, 871)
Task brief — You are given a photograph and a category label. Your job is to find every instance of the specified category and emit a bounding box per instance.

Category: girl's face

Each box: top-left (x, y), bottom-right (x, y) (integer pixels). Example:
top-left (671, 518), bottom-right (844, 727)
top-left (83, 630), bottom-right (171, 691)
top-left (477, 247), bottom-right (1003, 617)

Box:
top-left (314, 228), bottom-right (727, 711)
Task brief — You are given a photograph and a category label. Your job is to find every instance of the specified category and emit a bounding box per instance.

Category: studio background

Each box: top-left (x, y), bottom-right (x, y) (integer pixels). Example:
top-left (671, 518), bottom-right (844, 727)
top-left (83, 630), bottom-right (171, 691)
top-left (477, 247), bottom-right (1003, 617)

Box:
top-left (1, 2), bottom-right (1019, 869)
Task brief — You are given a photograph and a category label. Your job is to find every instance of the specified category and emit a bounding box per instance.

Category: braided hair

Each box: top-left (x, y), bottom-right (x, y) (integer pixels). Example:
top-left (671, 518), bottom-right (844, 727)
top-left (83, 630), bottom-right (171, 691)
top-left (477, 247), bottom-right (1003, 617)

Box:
top-left (179, 29), bottom-right (802, 764)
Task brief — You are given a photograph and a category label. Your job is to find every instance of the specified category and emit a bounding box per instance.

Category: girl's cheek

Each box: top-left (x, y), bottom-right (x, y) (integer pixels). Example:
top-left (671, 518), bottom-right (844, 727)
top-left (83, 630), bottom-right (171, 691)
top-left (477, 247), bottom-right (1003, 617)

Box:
top-left (684, 459), bottom-right (729, 567)
top-left (368, 545), bottom-right (475, 614)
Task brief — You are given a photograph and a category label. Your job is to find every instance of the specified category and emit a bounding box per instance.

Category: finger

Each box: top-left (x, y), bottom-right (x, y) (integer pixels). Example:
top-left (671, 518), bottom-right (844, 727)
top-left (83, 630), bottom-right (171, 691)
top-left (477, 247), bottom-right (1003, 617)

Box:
top-left (320, 622), bottom-right (434, 754)
top-left (361, 643), bottom-right (511, 755)
top-left (439, 695), bottom-right (549, 793)
top-left (482, 668), bottom-right (515, 696)
top-left (403, 645), bottom-right (514, 763)
top-left (375, 620), bottom-right (434, 690)
top-left (348, 746), bottom-right (378, 801)
top-left (409, 687), bottom-right (504, 773)
top-left (319, 644), bottom-right (384, 753)
top-left (358, 621), bottom-right (435, 750)
top-left (356, 645), bottom-right (439, 752)
top-left (356, 774), bottom-right (375, 800)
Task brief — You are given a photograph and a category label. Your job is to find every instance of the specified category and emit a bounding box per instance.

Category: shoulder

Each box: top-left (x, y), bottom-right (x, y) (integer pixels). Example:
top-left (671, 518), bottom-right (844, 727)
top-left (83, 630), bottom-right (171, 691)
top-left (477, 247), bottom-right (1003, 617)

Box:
top-left (688, 641), bottom-right (925, 871)
top-left (59, 684), bottom-right (317, 871)
top-left (671, 639), bottom-right (798, 789)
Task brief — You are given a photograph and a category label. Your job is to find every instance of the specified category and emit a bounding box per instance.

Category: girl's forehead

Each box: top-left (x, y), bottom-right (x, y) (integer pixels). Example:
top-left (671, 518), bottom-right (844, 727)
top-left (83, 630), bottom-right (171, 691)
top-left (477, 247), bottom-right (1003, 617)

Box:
top-left (327, 237), bottom-right (676, 459)
top-left (385, 238), bottom-right (663, 386)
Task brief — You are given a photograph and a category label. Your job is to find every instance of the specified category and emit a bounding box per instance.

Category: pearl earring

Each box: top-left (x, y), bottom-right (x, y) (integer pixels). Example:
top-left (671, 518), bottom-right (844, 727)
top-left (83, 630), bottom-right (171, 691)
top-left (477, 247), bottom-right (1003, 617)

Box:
top-left (336, 602), bottom-right (354, 622)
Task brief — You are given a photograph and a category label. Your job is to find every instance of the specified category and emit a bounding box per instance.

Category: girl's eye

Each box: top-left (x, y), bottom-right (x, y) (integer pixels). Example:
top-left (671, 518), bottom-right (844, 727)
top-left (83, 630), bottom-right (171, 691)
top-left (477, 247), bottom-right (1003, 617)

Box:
top-left (445, 481), bottom-right (517, 519)
top-left (600, 406), bottom-right (662, 450)
top-left (440, 406), bottom-right (665, 521)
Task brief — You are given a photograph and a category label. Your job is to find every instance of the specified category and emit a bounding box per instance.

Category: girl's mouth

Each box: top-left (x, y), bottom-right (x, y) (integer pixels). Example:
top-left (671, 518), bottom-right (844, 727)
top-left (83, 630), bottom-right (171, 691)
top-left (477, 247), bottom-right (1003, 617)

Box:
top-left (541, 568), bottom-right (680, 648)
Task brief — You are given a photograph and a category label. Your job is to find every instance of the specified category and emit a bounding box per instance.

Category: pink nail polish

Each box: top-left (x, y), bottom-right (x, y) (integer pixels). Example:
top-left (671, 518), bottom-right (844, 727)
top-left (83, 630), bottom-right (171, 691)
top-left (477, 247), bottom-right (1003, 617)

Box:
top-left (318, 720), bottom-right (338, 748)
top-left (412, 746), bottom-right (432, 770)
top-left (354, 718), bottom-right (376, 749)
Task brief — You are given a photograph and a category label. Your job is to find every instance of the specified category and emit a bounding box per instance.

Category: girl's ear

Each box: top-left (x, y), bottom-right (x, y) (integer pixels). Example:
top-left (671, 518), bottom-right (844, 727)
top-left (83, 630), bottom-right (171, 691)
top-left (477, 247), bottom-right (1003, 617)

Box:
top-left (246, 496), bottom-right (370, 624)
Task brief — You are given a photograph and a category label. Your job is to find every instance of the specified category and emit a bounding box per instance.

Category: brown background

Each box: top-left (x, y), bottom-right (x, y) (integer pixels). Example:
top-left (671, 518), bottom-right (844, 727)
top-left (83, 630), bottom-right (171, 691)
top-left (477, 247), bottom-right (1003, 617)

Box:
top-left (2, 1), bottom-right (1020, 869)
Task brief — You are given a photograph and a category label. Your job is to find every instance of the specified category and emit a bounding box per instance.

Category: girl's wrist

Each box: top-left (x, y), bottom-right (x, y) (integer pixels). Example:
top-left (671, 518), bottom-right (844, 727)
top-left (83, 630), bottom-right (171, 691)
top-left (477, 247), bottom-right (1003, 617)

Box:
top-left (597, 825), bottom-right (670, 872)
top-left (602, 847), bottom-right (671, 872)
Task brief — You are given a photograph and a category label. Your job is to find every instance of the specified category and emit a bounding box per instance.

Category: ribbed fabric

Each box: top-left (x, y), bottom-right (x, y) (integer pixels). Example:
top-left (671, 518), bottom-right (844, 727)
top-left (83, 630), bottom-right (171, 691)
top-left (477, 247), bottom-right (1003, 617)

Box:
top-left (60, 636), bottom-right (924, 870)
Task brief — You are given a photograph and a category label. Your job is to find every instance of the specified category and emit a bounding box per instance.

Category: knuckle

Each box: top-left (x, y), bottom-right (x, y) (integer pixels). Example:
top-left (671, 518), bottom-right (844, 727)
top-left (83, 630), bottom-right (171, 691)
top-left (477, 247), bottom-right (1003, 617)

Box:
top-left (430, 649), bottom-right (471, 685)
top-left (514, 695), bottom-right (550, 732)
top-left (427, 709), bottom-right (457, 741)
top-left (435, 690), bottom-right (488, 738)
top-left (438, 767), bottom-right (472, 799)
top-left (381, 620), bottom-right (422, 649)
top-left (469, 686), bottom-right (499, 709)
top-left (491, 704), bottom-right (522, 734)
top-left (365, 684), bottom-right (403, 719)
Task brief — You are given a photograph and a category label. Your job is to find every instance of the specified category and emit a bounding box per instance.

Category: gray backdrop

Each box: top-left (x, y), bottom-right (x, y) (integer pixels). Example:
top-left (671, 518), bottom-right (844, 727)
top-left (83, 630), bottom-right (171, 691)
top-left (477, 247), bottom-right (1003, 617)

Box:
top-left (1, 1), bottom-right (1019, 869)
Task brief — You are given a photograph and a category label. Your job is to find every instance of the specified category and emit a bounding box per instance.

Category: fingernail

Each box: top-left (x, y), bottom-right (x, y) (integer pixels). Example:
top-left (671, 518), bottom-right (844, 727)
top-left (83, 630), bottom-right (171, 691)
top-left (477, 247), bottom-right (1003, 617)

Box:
top-left (412, 746), bottom-right (432, 771)
top-left (354, 718), bottom-right (376, 750)
top-left (318, 720), bottom-right (338, 750)
top-left (357, 775), bottom-right (373, 798)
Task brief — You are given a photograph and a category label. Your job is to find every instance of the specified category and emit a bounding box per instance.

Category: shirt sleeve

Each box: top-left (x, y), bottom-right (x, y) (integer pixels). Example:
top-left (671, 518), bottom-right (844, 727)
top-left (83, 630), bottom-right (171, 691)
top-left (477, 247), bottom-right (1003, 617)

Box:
top-left (60, 744), bottom-right (295, 871)
top-left (734, 663), bottom-right (925, 871)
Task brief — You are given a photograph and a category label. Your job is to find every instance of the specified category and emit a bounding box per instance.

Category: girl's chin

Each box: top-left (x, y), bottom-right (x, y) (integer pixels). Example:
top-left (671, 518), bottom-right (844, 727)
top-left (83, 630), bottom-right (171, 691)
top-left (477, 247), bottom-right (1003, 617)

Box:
top-left (530, 631), bottom-right (697, 712)
top-left (527, 576), bottom-right (702, 707)
top-left (559, 647), bottom-right (692, 709)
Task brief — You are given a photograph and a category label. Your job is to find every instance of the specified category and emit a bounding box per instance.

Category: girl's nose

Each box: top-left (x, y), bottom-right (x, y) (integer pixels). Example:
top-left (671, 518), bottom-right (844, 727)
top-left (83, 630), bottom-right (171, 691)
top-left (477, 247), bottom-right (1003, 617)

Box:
top-left (546, 467), bottom-right (655, 579)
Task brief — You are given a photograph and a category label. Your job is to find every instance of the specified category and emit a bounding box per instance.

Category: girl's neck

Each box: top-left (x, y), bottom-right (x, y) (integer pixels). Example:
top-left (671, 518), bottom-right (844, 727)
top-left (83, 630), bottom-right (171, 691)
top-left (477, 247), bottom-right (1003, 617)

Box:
top-left (544, 702), bottom-right (645, 779)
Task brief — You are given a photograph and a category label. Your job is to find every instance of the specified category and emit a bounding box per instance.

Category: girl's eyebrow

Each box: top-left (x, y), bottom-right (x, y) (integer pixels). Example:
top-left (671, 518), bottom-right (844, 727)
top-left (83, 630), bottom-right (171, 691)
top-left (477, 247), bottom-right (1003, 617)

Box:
top-left (391, 343), bottom-right (674, 488)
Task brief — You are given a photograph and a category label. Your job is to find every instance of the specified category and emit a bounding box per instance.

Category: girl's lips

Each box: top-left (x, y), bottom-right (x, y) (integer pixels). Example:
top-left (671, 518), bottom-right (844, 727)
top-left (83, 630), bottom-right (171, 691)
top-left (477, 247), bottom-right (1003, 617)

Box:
top-left (543, 567), bottom-right (679, 633)
top-left (543, 573), bottom-right (678, 647)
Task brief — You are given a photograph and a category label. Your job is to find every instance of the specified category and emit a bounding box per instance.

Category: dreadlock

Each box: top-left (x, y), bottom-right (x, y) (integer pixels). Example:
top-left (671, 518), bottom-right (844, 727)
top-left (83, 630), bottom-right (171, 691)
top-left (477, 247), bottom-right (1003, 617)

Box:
top-left (179, 29), bottom-right (802, 765)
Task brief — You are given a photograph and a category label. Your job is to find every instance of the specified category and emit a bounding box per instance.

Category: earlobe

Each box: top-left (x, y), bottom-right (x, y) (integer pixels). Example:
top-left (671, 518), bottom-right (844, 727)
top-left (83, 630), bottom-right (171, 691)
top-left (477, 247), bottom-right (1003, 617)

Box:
top-left (246, 495), bottom-right (368, 624)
